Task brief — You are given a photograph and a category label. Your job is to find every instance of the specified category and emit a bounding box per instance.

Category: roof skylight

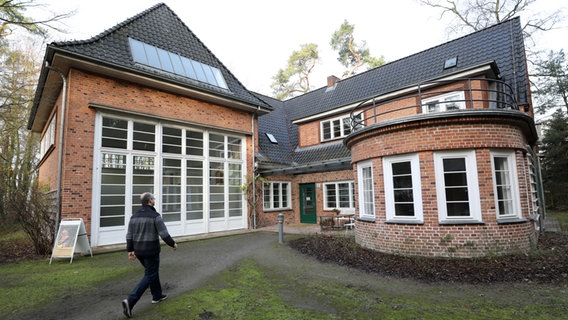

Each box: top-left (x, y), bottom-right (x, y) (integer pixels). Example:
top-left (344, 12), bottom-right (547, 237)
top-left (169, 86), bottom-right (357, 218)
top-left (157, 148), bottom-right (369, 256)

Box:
top-left (266, 133), bottom-right (278, 144)
top-left (444, 56), bottom-right (458, 69)
top-left (129, 38), bottom-right (228, 90)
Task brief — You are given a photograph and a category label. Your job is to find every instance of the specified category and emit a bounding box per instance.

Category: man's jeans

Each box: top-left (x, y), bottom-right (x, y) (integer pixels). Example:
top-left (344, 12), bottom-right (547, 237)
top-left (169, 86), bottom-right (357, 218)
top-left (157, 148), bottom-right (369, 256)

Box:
top-left (127, 254), bottom-right (163, 307)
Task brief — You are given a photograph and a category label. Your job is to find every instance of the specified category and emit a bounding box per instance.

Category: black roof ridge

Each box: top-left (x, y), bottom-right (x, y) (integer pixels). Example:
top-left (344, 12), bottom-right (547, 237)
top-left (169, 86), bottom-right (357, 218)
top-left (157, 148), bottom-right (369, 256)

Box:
top-left (294, 16), bottom-right (522, 99)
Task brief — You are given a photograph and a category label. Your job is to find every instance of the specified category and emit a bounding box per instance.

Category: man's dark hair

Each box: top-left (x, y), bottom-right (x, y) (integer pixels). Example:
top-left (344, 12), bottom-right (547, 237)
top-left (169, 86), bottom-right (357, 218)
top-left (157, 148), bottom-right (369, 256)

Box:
top-left (140, 192), bottom-right (154, 205)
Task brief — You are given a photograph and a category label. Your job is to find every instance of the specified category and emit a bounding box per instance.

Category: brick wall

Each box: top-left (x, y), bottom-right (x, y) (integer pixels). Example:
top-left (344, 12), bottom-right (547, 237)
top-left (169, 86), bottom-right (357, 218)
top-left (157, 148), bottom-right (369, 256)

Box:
top-left (257, 170), bottom-right (354, 227)
top-left (349, 115), bottom-right (539, 257)
top-left (38, 69), bottom-right (256, 236)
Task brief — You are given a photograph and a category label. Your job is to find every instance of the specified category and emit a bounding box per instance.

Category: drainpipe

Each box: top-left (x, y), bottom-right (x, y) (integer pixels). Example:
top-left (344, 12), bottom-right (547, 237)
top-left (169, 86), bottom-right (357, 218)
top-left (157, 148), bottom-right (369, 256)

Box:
top-left (45, 61), bottom-right (67, 241)
top-left (251, 106), bottom-right (260, 229)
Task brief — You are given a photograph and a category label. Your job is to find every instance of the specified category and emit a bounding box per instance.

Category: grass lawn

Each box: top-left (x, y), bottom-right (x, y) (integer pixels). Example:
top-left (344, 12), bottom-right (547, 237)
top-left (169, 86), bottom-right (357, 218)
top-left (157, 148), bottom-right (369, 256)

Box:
top-left (548, 210), bottom-right (568, 231)
top-left (134, 259), bottom-right (568, 320)
top-left (1, 213), bottom-right (567, 319)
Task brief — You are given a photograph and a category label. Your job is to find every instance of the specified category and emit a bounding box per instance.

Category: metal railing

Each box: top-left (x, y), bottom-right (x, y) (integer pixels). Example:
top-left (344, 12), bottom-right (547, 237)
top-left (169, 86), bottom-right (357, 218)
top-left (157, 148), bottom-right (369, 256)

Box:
top-left (350, 78), bottom-right (520, 130)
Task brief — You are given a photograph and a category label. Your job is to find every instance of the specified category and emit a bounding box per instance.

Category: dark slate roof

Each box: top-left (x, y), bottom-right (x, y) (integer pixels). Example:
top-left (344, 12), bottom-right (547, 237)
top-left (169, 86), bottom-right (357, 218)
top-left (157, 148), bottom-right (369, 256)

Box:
top-left (284, 17), bottom-right (527, 122)
top-left (257, 17), bottom-right (528, 174)
top-left (46, 3), bottom-right (268, 109)
top-left (255, 93), bottom-right (295, 166)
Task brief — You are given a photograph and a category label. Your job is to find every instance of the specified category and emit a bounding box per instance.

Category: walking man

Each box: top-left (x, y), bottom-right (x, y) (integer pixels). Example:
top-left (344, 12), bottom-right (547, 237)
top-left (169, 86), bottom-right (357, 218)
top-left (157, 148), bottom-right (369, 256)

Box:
top-left (122, 192), bottom-right (177, 318)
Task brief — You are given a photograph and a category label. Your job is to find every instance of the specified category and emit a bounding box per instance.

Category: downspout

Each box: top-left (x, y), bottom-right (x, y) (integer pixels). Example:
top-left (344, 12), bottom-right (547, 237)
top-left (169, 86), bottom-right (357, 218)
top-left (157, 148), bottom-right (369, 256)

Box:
top-left (251, 106), bottom-right (260, 229)
top-left (45, 61), bottom-right (68, 240)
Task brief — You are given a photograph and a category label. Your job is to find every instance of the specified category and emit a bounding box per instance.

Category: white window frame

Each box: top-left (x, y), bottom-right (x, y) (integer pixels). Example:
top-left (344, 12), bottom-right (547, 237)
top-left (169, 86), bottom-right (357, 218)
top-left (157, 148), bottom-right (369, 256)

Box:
top-left (40, 113), bottom-right (56, 159)
top-left (490, 150), bottom-right (521, 219)
top-left (383, 154), bottom-right (423, 223)
top-left (357, 160), bottom-right (375, 219)
top-left (263, 181), bottom-right (291, 211)
top-left (320, 113), bottom-right (363, 142)
top-left (422, 91), bottom-right (466, 113)
top-left (93, 113), bottom-right (246, 230)
top-left (434, 150), bottom-right (481, 223)
top-left (323, 181), bottom-right (355, 213)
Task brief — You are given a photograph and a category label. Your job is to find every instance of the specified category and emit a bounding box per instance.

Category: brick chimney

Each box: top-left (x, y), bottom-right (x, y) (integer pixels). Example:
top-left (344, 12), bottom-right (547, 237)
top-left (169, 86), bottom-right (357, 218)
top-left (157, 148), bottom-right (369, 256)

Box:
top-left (327, 75), bottom-right (339, 88)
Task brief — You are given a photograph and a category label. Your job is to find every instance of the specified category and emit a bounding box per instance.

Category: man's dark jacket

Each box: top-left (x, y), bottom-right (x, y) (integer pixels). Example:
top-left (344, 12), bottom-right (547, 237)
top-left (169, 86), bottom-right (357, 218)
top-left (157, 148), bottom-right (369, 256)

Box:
top-left (126, 204), bottom-right (175, 257)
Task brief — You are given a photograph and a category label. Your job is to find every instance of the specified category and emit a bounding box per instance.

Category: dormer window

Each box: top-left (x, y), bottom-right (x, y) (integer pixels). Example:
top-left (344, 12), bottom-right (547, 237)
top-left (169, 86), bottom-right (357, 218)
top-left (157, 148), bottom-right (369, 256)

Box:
top-left (422, 91), bottom-right (465, 113)
top-left (320, 113), bottom-right (363, 142)
top-left (129, 38), bottom-right (228, 90)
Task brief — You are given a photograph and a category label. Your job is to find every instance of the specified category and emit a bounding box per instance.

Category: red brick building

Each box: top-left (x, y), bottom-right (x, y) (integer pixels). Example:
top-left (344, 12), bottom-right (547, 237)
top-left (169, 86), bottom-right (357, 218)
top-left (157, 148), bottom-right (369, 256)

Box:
top-left (29, 4), bottom-right (544, 257)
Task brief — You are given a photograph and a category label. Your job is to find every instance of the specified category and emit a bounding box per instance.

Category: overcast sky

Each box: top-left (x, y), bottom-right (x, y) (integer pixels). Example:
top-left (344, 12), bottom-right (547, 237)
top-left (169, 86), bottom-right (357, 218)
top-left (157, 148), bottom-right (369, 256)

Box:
top-left (34, 0), bottom-right (567, 96)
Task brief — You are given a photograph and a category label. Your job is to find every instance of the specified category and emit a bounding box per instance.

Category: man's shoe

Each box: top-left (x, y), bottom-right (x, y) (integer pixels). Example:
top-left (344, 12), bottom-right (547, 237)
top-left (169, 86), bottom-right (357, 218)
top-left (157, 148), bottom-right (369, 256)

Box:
top-left (152, 295), bottom-right (168, 304)
top-left (122, 299), bottom-right (132, 318)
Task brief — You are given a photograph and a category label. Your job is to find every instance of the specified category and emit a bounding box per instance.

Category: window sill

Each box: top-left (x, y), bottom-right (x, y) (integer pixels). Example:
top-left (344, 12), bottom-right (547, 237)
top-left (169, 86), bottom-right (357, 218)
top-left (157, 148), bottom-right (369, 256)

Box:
top-left (357, 216), bottom-right (376, 223)
top-left (439, 220), bottom-right (484, 225)
top-left (263, 208), bottom-right (292, 213)
top-left (497, 217), bottom-right (528, 224)
top-left (386, 219), bottom-right (424, 225)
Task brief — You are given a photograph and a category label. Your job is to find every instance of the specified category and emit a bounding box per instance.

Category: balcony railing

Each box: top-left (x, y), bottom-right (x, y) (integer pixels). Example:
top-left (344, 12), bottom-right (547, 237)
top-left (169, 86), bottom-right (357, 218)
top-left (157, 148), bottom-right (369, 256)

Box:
top-left (350, 78), bottom-right (520, 130)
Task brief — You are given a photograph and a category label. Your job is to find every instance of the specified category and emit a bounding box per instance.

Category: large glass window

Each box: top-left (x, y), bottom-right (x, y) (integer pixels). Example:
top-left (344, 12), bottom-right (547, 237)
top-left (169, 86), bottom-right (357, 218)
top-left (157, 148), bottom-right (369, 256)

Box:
top-left (129, 38), bottom-right (229, 89)
top-left (383, 154), bottom-right (423, 223)
top-left (97, 115), bottom-right (244, 228)
top-left (434, 150), bottom-right (481, 222)
top-left (324, 181), bottom-right (355, 212)
top-left (357, 161), bottom-right (375, 219)
top-left (491, 150), bottom-right (520, 219)
top-left (263, 182), bottom-right (291, 210)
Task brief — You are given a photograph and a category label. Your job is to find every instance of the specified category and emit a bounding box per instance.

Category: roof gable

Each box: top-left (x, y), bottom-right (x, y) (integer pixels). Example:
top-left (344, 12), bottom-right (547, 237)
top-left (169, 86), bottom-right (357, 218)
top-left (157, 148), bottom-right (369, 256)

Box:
top-left (56, 3), bottom-right (266, 107)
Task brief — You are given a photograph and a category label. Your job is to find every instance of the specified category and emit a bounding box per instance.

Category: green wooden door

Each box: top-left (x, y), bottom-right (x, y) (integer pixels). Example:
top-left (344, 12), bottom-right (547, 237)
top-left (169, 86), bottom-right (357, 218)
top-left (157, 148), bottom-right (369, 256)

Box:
top-left (300, 183), bottom-right (317, 224)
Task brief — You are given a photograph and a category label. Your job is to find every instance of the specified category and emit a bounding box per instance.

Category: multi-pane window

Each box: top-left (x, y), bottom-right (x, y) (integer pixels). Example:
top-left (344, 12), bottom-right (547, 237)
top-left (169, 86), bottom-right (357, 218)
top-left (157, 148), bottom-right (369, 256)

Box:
top-left (383, 154), bottom-right (423, 222)
top-left (422, 91), bottom-right (465, 113)
top-left (40, 113), bottom-right (56, 159)
top-left (129, 38), bottom-right (228, 89)
top-left (186, 160), bottom-right (203, 220)
top-left (228, 163), bottom-right (243, 217)
top-left (209, 161), bottom-right (225, 218)
top-left (321, 113), bottom-right (363, 141)
top-left (131, 155), bottom-right (155, 215)
top-left (132, 121), bottom-right (155, 151)
top-left (162, 158), bottom-right (182, 222)
top-left (434, 150), bottom-right (481, 222)
top-left (357, 161), bottom-right (375, 219)
top-left (100, 153), bottom-right (127, 227)
top-left (324, 182), bottom-right (355, 211)
top-left (162, 126), bottom-right (182, 154)
top-left (491, 150), bottom-right (520, 219)
top-left (263, 182), bottom-right (291, 210)
top-left (97, 115), bottom-right (244, 228)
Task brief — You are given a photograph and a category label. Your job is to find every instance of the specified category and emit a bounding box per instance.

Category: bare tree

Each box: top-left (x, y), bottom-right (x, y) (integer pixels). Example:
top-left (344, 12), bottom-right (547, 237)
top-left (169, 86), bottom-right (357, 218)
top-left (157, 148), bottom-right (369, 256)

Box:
top-left (418, 0), bottom-right (563, 47)
top-left (0, 0), bottom-right (74, 38)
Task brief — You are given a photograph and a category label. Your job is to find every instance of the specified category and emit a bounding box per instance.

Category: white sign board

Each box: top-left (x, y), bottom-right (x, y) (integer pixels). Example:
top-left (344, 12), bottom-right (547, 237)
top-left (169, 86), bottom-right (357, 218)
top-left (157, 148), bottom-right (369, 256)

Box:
top-left (50, 218), bottom-right (93, 264)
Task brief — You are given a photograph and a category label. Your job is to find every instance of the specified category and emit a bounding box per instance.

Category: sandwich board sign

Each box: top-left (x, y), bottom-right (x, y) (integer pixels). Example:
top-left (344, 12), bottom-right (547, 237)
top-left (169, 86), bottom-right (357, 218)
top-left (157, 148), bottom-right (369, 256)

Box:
top-left (50, 218), bottom-right (93, 264)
